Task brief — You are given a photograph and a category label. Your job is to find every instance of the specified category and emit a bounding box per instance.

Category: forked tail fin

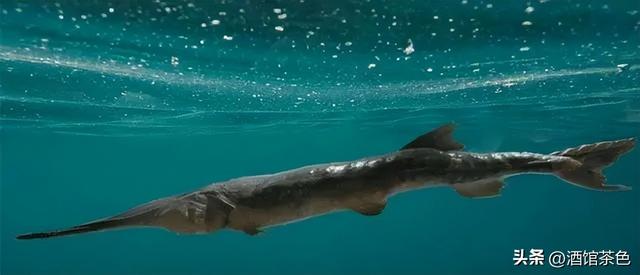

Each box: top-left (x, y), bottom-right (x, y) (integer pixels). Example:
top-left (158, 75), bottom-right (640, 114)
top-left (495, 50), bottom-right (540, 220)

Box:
top-left (551, 138), bottom-right (635, 191)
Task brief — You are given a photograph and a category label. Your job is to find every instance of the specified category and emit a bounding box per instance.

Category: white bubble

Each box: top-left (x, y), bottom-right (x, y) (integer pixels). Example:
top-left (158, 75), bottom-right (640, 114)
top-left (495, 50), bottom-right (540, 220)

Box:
top-left (525, 6), bottom-right (535, 13)
top-left (617, 63), bottom-right (630, 72)
top-left (273, 8), bottom-right (282, 14)
top-left (403, 39), bottom-right (415, 55)
top-left (223, 35), bottom-right (233, 40)
top-left (345, 41), bottom-right (352, 46)
top-left (277, 13), bottom-right (287, 19)
top-left (522, 21), bottom-right (533, 26)
top-left (108, 7), bottom-right (114, 13)
top-left (211, 19), bottom-right (220, 25)
top-left (275, 26), bottom-right (284, 32)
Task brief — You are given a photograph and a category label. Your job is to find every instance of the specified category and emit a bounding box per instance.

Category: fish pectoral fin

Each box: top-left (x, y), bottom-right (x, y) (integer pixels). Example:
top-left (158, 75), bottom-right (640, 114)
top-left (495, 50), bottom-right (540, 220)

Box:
top-left (242, 227), bottom-right (264, 236)
top-left (452, 178), bottom-right (504, 199)
top-left (400, 123), bottom-right (465, 151)
top-left (352, 201), bottom-right (387, 216)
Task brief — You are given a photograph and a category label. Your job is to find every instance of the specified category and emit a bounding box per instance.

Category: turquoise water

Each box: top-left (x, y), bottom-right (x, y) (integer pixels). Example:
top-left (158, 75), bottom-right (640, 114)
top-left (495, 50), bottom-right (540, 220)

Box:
top-left (1, 1), bottom-right (639, 274)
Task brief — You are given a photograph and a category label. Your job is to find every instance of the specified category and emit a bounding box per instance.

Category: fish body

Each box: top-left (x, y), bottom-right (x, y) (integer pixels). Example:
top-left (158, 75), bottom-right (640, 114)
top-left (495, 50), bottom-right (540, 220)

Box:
top-left (17, 124), bottom-right (635, 239)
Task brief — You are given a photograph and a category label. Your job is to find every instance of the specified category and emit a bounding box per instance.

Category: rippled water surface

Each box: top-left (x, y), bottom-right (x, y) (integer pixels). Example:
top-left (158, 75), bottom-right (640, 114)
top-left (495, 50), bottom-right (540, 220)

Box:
top-left (1, 1), bottom-right (639, 274)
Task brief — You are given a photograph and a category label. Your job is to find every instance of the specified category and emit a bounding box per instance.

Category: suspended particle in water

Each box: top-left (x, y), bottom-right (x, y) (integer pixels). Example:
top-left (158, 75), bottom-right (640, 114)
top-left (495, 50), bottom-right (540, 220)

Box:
top-left (211, 19), bottom-right (220, 26)
top-left (368, 63), bottom-right (376, 69)
top-left (525, 6), bottom-right (535, 13)
top-left (275, 26), bottom-right (284, 32)
top-left (426, 67), bottom-right (433, 72)
top-left (519, 46), bottom-right (530, 52)
top-left (617, 63), bottom-right (629, 72)
top-left (403, 39), bottom-right (415, 55)
top-left (306, 30), bottom-right (315, 38)
top-left (223, 35), bottom-right (233, 40)
top-left (522, 21), bottom-right (533, 26)
top-left (345, 41), bottom-right (353, 46)
top-left (278, 13), bottom-right (287, 19)
top-left (273, 8), bottom-right (282, 14)
top-left (170, 56), bottom-right (179, 66)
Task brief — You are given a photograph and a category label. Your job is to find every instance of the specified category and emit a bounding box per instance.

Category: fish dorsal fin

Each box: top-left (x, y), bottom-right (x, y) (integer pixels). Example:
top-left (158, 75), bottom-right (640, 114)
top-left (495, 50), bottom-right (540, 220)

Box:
top-left (453, 178), bottom-right (504, 198)
top-left (400, 123), bottom-right (464, 151)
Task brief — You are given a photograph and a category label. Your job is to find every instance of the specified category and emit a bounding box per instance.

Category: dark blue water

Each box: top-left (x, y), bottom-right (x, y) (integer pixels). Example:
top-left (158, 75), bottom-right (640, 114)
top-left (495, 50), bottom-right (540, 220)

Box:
top-left (1, 1), bottom-right (639, 274)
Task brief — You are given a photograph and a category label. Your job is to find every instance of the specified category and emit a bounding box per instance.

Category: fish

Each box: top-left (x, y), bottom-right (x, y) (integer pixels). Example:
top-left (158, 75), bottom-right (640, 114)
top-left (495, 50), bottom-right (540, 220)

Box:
top-left (16, 123), bottom-right (635, 239)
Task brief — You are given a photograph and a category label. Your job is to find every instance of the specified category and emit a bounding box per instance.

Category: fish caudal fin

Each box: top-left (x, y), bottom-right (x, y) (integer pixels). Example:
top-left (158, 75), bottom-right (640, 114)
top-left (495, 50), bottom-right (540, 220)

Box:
top-left (551, 138), bottom-right (635, 191)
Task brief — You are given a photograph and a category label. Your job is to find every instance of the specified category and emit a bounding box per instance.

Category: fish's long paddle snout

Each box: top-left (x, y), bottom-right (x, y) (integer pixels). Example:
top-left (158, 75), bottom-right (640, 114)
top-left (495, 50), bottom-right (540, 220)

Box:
top-left (16, 219), bottom-right (127, 240)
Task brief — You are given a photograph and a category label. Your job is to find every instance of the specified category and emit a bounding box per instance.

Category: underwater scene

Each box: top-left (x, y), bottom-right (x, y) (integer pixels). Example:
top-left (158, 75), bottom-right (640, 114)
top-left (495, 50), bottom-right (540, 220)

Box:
top-left (1, 0), bottom-right (639, 274)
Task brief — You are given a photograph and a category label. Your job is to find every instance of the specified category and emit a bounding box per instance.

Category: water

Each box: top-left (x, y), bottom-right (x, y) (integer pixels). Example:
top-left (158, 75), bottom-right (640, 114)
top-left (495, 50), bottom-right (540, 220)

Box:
top-left (1, 1), bottom-right (639, 274)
